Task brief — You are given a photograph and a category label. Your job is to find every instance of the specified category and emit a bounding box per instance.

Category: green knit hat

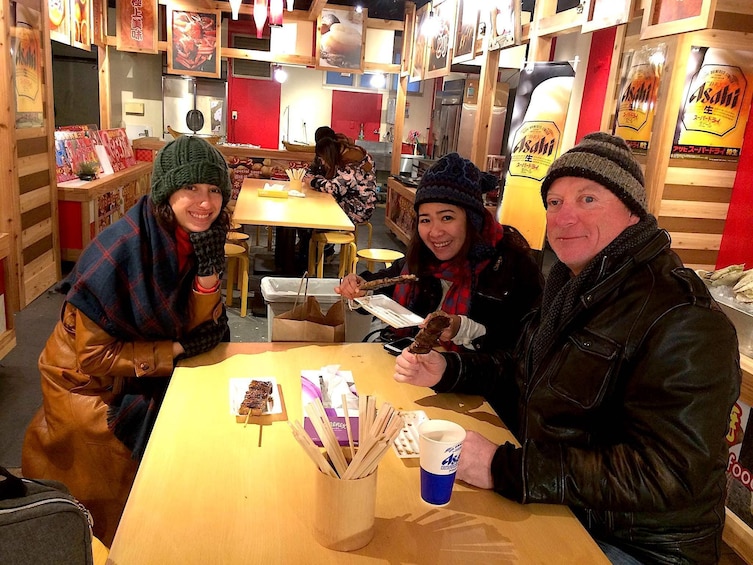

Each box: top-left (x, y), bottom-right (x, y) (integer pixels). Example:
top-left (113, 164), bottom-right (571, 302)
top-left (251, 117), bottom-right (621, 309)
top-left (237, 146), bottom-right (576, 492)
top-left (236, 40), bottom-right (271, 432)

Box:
top-left (540, 132), bottom-right (647, 218)
top-left (150, 136), bottom-right (231, 207)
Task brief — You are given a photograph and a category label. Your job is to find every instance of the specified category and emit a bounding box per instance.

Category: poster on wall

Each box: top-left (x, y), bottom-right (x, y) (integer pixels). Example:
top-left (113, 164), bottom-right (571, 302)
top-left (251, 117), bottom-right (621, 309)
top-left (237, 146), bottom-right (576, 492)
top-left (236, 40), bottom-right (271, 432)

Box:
top-left (613, 43), bottom-right (666, 154)
top-left (453, 0), bottom-right (480, 64)
top-left (116, 0), bottom-right (158, 54)
top-left (167, 7), bottom-right (221, 78)
top-left (410, 3), bottom-right (430, 82)
top-left (488, 0), bottom-right (521, 51)
top-left (70, 0), bottom-right (91, 50)
top-left (49, 0), bottom-right (71, 45)
top-left (13, 4), bottom-right (44, 129)
top-left (726, 400), bottom-right (753, 530)
top-left (582, 0), bottom-right (633, 33)
top-left (497, 62), bottom-right (575, 251)
top-left (315, 6), bottom-right (366, 72)
top-left (671, 46), bottom-right (753, 161)
top-left (425, 0), bottom-right (455, 80)
top-left (641, 0), bottom-right (715, 40)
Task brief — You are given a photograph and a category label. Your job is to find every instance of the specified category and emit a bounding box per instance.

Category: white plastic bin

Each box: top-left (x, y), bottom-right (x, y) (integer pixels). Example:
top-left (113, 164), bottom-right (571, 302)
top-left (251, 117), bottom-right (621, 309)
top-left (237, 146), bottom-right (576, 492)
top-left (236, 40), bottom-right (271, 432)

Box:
top-left (260, 277), bottom-right (372, 342)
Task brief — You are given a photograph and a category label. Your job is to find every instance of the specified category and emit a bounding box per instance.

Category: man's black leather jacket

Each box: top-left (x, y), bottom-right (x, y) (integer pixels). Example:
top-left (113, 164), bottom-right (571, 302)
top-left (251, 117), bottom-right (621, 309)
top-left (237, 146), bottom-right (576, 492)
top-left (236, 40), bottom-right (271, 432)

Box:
top-left (437, 230), bottom-right (741, 564)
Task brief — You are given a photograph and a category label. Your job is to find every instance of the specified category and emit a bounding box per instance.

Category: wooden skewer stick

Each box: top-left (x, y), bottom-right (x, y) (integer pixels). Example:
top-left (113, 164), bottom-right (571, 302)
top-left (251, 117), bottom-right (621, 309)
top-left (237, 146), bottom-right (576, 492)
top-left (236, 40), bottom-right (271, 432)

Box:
top-left (342, 393), bottom-right (355, 461)
top-left (305, 401), bottom-right (348, 477)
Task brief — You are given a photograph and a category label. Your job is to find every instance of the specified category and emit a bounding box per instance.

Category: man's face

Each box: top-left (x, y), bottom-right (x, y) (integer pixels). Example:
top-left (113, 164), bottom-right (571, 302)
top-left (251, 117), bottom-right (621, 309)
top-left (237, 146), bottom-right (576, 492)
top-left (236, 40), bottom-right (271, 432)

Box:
top-left (545, 177), bottom-right (639, 275)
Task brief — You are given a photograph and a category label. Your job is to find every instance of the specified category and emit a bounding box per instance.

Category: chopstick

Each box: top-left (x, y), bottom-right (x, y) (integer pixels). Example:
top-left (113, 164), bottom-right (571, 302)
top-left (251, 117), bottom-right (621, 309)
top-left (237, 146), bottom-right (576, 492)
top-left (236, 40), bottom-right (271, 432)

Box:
top-left (342, 393), bottom-right (355, 460)
top-left (289, 394), bottom-right (404, 481)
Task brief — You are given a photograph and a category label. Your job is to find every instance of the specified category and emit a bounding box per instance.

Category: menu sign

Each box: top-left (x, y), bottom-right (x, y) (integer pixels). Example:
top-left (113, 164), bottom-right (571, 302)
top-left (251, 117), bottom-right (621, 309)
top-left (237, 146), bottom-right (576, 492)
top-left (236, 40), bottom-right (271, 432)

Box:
top-left (116, 0), bottom-right (158, 54)
top-left (671, 46), bottom-right (753, 161)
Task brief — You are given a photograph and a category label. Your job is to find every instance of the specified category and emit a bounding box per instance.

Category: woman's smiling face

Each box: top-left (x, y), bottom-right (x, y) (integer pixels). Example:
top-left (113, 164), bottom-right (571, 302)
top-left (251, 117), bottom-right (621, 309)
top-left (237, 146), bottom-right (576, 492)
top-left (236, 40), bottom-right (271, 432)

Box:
top-left (417, 202), bottom-right (468, 262)
top-left (168, 183), bottom-right (223, 232)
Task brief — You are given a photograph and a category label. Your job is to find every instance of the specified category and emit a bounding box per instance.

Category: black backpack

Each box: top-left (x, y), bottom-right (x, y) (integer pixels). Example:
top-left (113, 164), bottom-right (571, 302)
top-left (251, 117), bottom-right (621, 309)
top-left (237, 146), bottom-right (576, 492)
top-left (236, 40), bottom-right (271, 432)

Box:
top-left (0, 466), bottom-right (93, 564)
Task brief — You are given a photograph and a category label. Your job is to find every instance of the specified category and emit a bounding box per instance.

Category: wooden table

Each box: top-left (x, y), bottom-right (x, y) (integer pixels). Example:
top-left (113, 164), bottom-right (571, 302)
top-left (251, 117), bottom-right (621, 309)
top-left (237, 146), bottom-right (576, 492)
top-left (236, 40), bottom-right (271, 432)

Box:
top-left (233, 178), bottom-right (354, 275)
top-left (108, 343), bottom-right (608, 564)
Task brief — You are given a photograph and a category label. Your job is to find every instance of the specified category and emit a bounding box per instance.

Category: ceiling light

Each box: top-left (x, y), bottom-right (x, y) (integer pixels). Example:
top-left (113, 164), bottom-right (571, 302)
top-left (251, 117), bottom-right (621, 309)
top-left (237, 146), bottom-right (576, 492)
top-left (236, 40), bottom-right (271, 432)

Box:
top-left (369, 72), bottom-right (385, 89)
top-left (355, 5), bottom-right (362, 13)
top-left (253, 0), bottom-right (268, 39)
top-left (274, 65), bottom-right (288, 83)
top-left (270, 0), bottom-right (283, 27)
top-left (229, 0), bottom-right (242, 20)
top-left (286, 0), bottom-right (294, 10)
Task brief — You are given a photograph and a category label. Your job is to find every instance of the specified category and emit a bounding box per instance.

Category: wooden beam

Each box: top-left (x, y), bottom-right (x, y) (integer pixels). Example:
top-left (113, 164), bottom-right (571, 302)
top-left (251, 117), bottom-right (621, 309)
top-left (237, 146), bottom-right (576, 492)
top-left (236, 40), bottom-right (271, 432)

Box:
top-left (98, 45), bottom-right (111, 129)
top-left (469, 48), bottom-right (500, 168)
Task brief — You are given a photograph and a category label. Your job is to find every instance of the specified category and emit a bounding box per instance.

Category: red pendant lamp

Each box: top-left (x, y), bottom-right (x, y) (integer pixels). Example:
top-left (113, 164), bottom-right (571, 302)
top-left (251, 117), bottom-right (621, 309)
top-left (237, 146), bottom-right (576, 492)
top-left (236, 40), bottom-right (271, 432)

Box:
top-left (269, 0), bottom-right (283, 27)
top-left (253, 0), bottom-right (268, 39)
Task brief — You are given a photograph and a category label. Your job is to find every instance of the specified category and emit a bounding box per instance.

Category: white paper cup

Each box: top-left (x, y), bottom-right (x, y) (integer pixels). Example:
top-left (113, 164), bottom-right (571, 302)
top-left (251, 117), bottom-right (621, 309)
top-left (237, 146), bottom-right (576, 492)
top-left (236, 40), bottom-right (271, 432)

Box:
top-left (418, 420), bottom-right (465, 506)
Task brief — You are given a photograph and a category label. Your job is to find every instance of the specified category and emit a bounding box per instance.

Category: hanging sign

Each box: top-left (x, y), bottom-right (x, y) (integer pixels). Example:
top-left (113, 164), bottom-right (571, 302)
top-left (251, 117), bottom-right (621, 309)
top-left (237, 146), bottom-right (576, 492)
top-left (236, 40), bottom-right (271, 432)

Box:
top-left (116, 0), bottom-right (158, 54)
top-left (613, 43), bottom-right (666, 154)
top-left (497, 62), bottom-right (575, 250)
top-left (671, 46), bottom-right (753, 161)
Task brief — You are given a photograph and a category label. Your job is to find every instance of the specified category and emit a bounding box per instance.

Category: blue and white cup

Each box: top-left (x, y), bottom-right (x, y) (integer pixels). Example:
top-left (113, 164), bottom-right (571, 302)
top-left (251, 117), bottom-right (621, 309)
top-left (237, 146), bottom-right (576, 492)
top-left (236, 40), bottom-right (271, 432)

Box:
top-left (418, 420), bottom-right (466, 506)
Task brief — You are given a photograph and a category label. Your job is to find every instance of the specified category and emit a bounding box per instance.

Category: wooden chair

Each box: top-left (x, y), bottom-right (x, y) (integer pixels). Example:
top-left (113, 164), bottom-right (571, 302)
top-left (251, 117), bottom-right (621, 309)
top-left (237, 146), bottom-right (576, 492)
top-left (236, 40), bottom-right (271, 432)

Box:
top-left (354, 221), bottom-right (373, 249)
top-left (224, 243), bottom-right (249, 317)
top-left (308, 231), bottom-right (357, 278)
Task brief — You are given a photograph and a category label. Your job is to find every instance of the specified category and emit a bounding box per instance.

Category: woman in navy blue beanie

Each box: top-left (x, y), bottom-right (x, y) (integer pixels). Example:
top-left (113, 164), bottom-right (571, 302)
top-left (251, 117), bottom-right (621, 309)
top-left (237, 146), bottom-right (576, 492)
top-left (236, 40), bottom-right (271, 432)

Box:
top-left (337, 152), bottom-right (542, 353)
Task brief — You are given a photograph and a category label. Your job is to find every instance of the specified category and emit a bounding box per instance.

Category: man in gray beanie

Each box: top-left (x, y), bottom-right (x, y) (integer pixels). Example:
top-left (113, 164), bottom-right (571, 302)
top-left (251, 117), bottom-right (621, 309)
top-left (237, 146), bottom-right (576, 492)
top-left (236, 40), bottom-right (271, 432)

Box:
top-left (393, 132), bottom-right (740, 564)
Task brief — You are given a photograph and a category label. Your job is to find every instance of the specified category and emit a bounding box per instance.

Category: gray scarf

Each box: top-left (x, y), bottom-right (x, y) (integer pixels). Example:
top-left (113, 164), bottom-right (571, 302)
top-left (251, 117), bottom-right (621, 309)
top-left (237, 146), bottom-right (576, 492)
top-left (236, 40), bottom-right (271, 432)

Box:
top-left (531, 216), bottom-right (659, 372)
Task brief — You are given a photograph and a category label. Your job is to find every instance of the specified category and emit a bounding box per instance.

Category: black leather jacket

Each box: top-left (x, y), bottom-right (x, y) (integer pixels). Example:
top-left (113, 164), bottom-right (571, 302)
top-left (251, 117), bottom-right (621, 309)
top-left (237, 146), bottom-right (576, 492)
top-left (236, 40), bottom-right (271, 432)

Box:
top-left (361, 226), bottom-right (543, 351)
top-left (437, 230), bottom-right (741, 564)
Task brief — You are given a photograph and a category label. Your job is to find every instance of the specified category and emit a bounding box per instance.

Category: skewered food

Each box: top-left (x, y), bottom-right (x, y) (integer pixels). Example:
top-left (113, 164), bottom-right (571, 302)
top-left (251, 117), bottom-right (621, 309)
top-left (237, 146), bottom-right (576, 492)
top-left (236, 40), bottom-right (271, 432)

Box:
top-left (409, 315), bottom-right (450, 354)
top-left (239, 380), bottom-right (273, 416)
top-left (358, 274), bottom-right (418, 292)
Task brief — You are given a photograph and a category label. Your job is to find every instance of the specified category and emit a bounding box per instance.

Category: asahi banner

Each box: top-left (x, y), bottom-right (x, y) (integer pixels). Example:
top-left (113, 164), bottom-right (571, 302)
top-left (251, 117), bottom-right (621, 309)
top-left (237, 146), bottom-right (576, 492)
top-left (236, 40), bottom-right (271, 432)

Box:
top-left (614, 43), bottom-right (666, 154)
top-left (672, 46), bottom-right (753, 161)
top-left (497, 62), bottom-right (574, 250)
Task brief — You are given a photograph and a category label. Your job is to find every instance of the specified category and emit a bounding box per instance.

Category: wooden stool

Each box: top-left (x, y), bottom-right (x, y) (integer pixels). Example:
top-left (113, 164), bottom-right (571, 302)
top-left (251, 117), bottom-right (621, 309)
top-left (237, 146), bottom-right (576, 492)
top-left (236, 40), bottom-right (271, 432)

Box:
top-left (308, 231), bottom-right (357, 278)
top-left (224, 243), bottom-right (249, 317)
top-left (254, 226), bottom-right (274, 250)
top-left (226, 231), bottom-right (250, 250)
top-left (355, 221), bottom-right (373, 249)
top-left (356, 248), bottom-right (405, 272)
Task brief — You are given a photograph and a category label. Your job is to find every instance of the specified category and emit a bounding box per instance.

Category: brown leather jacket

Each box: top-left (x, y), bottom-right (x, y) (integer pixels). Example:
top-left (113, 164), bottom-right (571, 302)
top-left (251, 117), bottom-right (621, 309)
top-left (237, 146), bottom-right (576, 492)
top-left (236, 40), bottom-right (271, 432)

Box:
top-left (22, 287), bottom-right (222, 546)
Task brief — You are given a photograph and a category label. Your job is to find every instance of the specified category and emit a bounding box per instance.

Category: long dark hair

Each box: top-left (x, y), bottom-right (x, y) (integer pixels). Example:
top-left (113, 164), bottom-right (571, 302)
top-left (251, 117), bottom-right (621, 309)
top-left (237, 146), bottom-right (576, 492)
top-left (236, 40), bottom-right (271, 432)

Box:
top-left (314, 137), bottom-right (343, 179)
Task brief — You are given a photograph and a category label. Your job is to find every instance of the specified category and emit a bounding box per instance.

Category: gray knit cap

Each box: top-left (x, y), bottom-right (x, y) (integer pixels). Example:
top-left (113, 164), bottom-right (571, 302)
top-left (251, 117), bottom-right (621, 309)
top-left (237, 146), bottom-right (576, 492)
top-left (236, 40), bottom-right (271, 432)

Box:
top-left (540, 132), bottom-right (647, 218)
top-left (415, 152), bottom-right (488, 232)
top-left (150, 136), bottom-right (231, 207)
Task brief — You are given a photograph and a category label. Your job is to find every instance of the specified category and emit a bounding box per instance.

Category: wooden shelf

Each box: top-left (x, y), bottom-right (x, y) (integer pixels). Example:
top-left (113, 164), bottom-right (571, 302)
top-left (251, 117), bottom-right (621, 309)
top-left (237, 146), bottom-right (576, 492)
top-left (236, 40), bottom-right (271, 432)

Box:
top-left (132, 138), bottom-right (316, 164)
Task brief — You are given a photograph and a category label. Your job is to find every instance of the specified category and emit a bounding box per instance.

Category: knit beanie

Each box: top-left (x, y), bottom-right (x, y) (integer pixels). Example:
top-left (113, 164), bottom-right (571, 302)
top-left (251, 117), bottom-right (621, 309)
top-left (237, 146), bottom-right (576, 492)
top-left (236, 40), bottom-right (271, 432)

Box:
top-left (414, 152), bottom-right (487, 232)
top-left (150, 136), bottom-right (231, 207)
top-left (540, 132), bottom-right (647, 218)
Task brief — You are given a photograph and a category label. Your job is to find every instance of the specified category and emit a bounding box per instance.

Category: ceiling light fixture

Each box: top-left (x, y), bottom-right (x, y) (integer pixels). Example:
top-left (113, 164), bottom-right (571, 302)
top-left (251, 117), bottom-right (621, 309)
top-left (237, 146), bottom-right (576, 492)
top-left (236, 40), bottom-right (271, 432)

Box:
top-left (286, 0), bottom-right (294, 11)
top-left (369, 72), bottom-right (385, 89)
top-left (269, 0), bottom-right (284, 26)
top-left (273, 65), bottom-right (288, 83)
top-left (253, 0), bottom-right (268, 39)
top-left (355, 5), bottom-right (363, 13)
top-left (229, 0), bottom-right (242, 20)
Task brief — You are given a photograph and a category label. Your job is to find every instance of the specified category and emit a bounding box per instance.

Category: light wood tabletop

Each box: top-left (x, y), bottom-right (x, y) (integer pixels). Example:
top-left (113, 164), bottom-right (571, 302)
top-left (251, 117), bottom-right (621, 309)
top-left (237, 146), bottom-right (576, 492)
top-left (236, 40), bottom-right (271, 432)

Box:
top-left (232, 178), bottom-right (355, 231)
top-left (108, 343), bottom-right (608, 564)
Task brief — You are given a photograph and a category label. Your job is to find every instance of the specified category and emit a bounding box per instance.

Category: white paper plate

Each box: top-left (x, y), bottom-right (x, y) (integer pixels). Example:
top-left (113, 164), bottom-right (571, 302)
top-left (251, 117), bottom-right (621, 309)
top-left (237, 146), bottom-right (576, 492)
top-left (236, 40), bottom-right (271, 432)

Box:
top-left (354, 295), bottom-right (424, 328)
top-left (392, 410), bottom-right (429, 459)
top-left (229, 377), bottom-right (282, 416)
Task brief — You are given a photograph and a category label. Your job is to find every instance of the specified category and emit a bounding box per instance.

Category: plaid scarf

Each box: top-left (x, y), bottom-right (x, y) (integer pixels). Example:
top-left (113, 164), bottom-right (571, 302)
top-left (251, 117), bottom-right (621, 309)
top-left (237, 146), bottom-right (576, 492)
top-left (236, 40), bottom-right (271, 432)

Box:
top-left (531, 216), bottom-right (660, 372)
top-left (64, 195), bottom-right (194, 459)
top-left (393, 211), bottom-right (505, 351)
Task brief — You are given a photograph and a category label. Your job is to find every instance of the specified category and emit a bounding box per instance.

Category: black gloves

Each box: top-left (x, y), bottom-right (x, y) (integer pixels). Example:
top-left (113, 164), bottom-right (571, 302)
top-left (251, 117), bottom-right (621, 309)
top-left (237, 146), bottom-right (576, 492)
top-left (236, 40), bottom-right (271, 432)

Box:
top-left (189, 223), bottom-right (227, 277)
top-left (178, 308), bottom-right (230, 359)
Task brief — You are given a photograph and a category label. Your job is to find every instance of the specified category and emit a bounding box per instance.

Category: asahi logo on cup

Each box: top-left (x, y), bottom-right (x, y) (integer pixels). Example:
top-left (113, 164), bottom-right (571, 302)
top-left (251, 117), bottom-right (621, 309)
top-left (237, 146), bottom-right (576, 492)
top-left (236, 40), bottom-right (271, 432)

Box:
top-left (441, 447), bottom-right (461, 471)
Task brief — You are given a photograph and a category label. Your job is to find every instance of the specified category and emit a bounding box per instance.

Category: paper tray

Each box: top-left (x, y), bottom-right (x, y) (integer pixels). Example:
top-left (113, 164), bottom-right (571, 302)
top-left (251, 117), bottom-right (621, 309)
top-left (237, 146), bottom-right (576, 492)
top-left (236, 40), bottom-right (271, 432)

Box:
top-left (392, 410), bottom-right (429, 459)
top-left (229, 377), bottom-right (287, 423)
top-left (353, 295), bottom-right (424, 328)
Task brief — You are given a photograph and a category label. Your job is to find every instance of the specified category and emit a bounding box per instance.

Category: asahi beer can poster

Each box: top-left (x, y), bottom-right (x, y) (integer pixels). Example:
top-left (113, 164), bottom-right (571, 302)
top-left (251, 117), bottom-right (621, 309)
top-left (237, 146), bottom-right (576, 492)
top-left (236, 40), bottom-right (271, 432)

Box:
top-left (497, 62), bottom-right (574, 250)
top-left (672, 46), bottom-right (753, 161)
top-left (614, 44), bottom-right (666, 154)
top-left (726, 400), bottom-right (753, 529)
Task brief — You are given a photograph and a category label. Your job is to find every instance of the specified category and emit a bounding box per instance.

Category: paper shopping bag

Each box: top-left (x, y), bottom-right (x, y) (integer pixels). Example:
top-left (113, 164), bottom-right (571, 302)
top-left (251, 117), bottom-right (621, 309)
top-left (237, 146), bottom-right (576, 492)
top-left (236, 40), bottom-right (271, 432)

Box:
top-left (272, 296), bottom-right (345, 342)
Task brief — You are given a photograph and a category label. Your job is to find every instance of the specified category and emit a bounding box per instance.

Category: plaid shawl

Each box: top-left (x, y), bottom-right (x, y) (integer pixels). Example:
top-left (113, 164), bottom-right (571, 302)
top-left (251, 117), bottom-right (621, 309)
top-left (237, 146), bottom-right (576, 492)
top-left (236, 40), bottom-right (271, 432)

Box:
top-left (65, 195), bottom-right (191, 340)
top-left (64, 195), bottom-right (194, 459)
